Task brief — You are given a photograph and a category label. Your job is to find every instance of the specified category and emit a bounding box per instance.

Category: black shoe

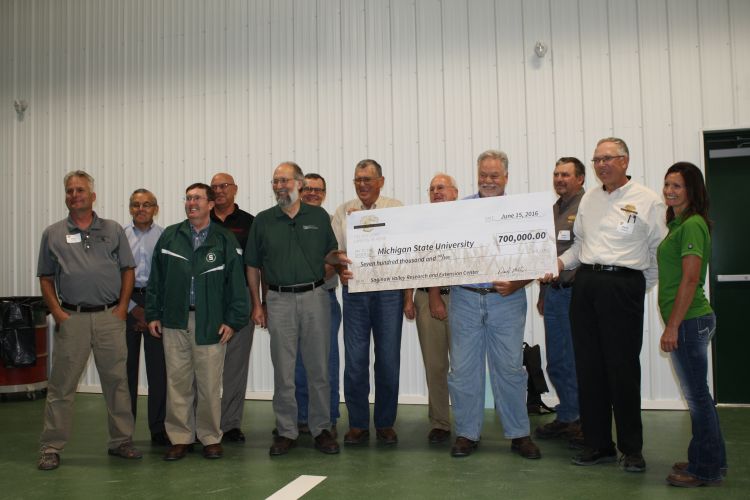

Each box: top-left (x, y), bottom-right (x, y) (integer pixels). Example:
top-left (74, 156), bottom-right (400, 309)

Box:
top-left (428, 428), bottom-right (451, 444)
top-left (621, 452), bottom-right (646, 472)
top-left (451, 437), bottom-right (479, 457)
top-left (151, 431), bottom-right (172, 446)
top-left (222, 428), bottom-right (245, 443)
top-left (572, 447), bottom-right (617, 466)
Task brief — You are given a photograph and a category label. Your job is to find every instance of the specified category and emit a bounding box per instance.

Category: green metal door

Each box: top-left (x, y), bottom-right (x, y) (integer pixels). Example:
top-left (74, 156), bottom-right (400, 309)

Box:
top-left (704, 129), bottom-right (750, 404)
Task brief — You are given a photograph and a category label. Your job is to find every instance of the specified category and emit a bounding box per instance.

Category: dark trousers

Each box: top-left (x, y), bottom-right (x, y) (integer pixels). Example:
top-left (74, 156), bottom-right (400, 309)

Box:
top-left (126, 290), bottom-right (168, 435)
top-left (570, 267), bottom-right (645, 455)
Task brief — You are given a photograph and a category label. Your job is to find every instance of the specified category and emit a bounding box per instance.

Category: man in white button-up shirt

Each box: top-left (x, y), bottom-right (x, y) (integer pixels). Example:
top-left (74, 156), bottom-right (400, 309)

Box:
top-left (558, 137), bottom-right (667, 472)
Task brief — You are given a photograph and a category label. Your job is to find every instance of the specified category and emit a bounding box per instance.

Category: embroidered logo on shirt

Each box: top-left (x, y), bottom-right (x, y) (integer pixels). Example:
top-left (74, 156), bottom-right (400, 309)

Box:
top-left (567, 215), bottom-right (576, 223)
top-left (206, 252), bottom-right (216, 263)
top-left (620, 204), bottom-right (638, 214)
top-left (302, 225), bottom-right (319, 230)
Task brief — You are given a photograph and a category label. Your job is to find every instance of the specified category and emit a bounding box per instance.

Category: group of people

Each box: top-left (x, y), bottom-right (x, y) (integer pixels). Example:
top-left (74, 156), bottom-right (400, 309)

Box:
top-left (34, 136), bottom-right (726, 488)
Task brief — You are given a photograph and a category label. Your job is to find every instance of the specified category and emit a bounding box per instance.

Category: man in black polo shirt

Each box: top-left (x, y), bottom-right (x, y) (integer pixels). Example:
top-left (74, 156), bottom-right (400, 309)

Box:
top-left (245, 162), bottom-right (345, 456)
top-left (210, 172), bottom-right (255, 443)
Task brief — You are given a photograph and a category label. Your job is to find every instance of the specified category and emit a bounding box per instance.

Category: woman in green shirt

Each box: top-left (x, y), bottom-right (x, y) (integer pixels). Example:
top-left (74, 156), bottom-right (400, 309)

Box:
top-left (657, 162), bottom-right (726, 487)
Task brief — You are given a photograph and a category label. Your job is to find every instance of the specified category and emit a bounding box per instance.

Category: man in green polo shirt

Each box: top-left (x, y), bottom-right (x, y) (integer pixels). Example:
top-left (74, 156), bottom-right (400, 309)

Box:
top-left (245, 162), bottom-right (343, 456)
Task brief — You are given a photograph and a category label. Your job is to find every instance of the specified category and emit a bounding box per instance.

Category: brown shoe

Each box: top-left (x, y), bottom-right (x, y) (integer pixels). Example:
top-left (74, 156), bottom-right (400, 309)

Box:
top-left (314, 430), bottom-right (340, 454)
top-left (269, 436), bottom-right (297, 456)
top-left (163, 444), bottom-right (193, 461)
top-left (667, 471), bottom-right (722, 487)
top-left (38, 451), bottom-right (60, 470)
top-left (202, 443), bottom-right (223, 459)
top-left (673, 462), bottom-right (727, 478)
top-left (510, 436), bottom-right (541, 459)
top-left (107, 441), bottom-right (143, 459)
top-left (344, 427), bottom-right (370, 445)
top-left (451, 437), bottom-right (478, 457)
top-left (428, 428), bottom-right (451, 444)
top-left (376, 427), bottom-right (398, 445)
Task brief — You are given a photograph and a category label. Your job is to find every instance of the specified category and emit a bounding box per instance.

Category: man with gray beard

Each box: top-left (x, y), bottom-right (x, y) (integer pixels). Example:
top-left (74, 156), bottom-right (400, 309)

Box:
top-left (245, 162), bottom-right (346, 456)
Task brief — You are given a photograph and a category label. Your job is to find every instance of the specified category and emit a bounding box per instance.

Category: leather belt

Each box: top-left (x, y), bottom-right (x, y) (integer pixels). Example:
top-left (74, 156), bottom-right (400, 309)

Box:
top-left (549, 282), bottom-right (573, 289)
top-left (133, 287), bottom-right (148, 294)
top-left (61, 301), bottom-right (119, 313)
top-left (189, 306), bottom-right (196, 311)
top-left (580, 264), bottom-right (638, 273)
top-left (459, 286), bottom-right (495, 295)
top-left (417, 287), bottom-right (450, 295)
top-left (268, 279), bottom-right (325, 293)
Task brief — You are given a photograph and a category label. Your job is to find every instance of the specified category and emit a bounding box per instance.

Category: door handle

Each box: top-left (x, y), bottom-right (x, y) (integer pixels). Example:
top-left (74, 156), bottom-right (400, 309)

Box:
top-left (716, 274), bottom-right (750, 282)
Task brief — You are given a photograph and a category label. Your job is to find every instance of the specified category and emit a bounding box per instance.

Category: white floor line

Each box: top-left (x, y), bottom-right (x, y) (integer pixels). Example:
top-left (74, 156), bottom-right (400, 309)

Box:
top-left (266, 475), bottom-right (327, 500)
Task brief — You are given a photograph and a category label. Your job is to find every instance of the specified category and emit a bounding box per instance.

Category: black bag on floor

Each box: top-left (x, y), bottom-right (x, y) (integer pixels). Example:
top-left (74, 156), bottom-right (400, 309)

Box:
top-left (0, 301), bottom-right (37, 367)
top-left (523, 342), bottom-right (554, 415)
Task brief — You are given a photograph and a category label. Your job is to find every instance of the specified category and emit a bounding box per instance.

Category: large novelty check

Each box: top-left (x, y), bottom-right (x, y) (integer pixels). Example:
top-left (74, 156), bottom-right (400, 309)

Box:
top-left (346, 191), bottom-right (558, 292)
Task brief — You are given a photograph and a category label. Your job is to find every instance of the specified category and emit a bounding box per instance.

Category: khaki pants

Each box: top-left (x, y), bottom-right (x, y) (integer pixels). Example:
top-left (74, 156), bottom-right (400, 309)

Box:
top-left (414, 290), bottom-right (451, 431)
top-left (162, 312), bottom-right (226, 446)
top-left (40, 308), bottom-right (134, 452)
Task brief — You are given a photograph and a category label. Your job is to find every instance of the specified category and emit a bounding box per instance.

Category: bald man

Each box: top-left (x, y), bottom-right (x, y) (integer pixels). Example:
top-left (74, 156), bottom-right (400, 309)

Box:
top-left (403, 173), bottom-right (458, 444)
top-left (210, 172), bottom-right (256, 444)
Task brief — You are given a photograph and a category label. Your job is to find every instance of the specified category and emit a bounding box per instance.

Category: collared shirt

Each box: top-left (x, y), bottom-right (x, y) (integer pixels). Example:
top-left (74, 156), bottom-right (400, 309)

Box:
top-left (210, 203), bottom-right (254, 250)
top-left (331, 195), bottom-right (403, 252)
top-left (37, 212), bottom-right (135, 306)
top-left (124, 222), bottom-right (164, 288)
top-left (246, 203), bottom-right (338, 286)
top-left (559, 180), bottom-right (667, 289)
top-left (189, 222), bottom-right (211, 305)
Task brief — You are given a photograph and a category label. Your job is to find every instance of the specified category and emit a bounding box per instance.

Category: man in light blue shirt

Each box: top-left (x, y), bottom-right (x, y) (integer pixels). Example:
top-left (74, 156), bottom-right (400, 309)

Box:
top-left (124, 188), bottom-right (167, 445)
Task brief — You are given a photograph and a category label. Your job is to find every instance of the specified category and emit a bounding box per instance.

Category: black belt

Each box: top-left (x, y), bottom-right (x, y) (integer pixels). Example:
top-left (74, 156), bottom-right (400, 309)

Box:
top-left (268, 279), bottom-right (325, 294)
top-left (189, 306), bottom-right (196, 311)
top-left (580, 264), bottom-right (639, 273)
top-left (417, 287), bottom-right (450, 295)
top-left (61, 301), bottom-right (119, 313)
top-left (460, 286), bottom-right (495, 295)
top-left (133, 287), bottom-right (148, 294)
top-left (549, 282), bottom-right (573, 289)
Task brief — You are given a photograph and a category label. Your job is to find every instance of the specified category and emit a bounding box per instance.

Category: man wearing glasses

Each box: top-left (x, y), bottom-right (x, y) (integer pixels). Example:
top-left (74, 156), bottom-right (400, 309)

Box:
top-left (292, 173), bottom-right (342, 437)
top-left (402, 173), bottom-right (458, 445)
top-left (124, 189), bottom-right (168, 446)
top-left (331, 159), bottom-right (404, 446)
top-left (245, 162), bottom-right (343, 456)
top-left (209, 172), bottom-right (256, 444)
top-left (557, 137), bottom-right (666, 472)
top-left (146, 183), bottom-right (249, 461)
top-left (37, 170), bottom-right (140, 470)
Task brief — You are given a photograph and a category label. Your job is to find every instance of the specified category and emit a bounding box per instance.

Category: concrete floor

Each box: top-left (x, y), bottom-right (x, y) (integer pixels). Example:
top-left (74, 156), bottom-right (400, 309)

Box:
top-left (1, 394), bottom-right (748, 499)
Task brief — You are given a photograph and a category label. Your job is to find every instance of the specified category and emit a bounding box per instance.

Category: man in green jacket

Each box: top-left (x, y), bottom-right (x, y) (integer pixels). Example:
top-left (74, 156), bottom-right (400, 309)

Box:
top-left (146, 182), bottom-right (249, 462)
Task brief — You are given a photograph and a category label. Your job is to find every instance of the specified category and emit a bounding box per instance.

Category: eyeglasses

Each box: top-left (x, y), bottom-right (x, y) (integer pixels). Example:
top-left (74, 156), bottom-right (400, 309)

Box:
top-left (271, 178), bottom-right (294, 186)
top-left (301, 187), bottom-right (326, 194)
top-left (478, 173), bottom-right (503, 181)
top-left (210, 182), bottom-right (235, 191)
top-left (129, 202), bottom-right (156, 209)
top-left (183, 195), bottom-right (207, 203)
top-left (428, 185), bottom-right (454, 193)
top-left (353, 176), bottom-right (381, 185)
top-left (591, 155), bottom-right (625, 165)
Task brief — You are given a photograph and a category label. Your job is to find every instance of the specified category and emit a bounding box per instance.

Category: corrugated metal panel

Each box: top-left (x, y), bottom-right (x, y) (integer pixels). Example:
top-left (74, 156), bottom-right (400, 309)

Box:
top-left (3, 0), bottom-right (750, 408)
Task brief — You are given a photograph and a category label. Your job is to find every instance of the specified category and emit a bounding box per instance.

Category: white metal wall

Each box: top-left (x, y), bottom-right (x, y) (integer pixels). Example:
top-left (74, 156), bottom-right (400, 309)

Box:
top-left (2, 0), bottom-right (750, 408)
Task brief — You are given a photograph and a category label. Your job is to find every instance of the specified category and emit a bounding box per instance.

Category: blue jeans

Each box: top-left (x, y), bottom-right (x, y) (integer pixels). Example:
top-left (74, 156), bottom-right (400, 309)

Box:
top-left (448, 286), bottom-right (530, 440)
top-left (342, 286), bottom-right (403, 429)
top-left (542, 286), bottom-right (579, 422)
top-left (294, 289), bottom-right (342, 424)
top-left (670, 313), bottom-right (727, 481)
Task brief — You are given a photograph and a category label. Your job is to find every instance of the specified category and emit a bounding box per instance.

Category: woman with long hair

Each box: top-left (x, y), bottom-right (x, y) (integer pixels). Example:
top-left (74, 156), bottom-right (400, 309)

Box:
top-left (658, 162), bottom-right (727, 487)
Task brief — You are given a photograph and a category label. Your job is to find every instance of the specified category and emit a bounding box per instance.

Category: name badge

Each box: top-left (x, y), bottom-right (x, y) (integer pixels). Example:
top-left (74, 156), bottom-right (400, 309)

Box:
top-left (66, 233), bottom-right (82, 244)
top-left (557, 230), bottom-right (571, 241)
top-left (616, 221), bottom-right (635, 235)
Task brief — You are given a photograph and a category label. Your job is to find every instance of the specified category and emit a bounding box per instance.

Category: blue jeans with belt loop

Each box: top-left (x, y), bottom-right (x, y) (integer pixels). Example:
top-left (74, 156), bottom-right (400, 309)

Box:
top-left (670, 313), bottom-right (727, 481)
